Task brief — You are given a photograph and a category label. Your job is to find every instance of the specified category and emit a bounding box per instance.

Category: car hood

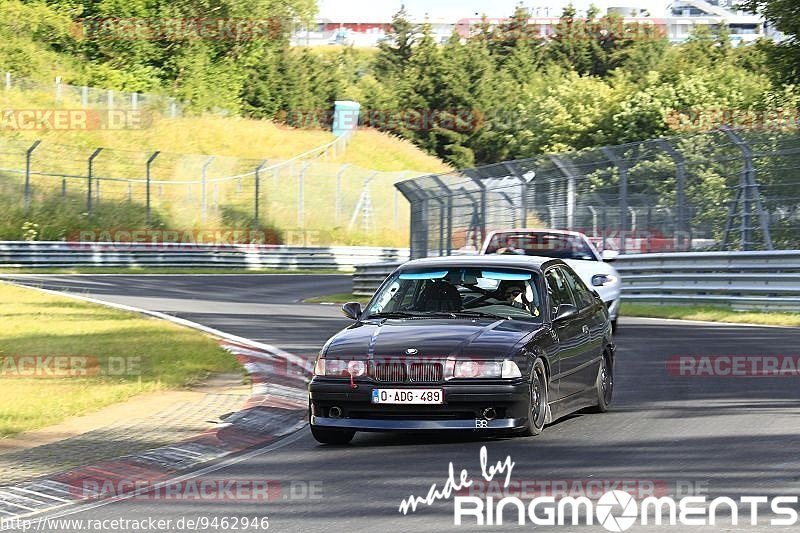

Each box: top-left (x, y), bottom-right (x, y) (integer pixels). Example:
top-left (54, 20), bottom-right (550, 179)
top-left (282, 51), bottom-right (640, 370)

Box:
top-left (323, 319), bottom-right (541, 360)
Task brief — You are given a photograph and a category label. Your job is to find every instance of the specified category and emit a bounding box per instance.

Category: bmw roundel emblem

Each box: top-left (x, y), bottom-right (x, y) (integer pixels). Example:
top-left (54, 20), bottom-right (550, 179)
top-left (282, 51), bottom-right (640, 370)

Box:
top-left (404, 348), bottom-right (419, 355)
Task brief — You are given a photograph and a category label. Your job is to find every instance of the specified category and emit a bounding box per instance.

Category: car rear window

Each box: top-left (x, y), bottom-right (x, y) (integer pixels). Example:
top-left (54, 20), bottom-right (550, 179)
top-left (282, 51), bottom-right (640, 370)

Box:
top-left (484, 232), bottom-right (597, 261)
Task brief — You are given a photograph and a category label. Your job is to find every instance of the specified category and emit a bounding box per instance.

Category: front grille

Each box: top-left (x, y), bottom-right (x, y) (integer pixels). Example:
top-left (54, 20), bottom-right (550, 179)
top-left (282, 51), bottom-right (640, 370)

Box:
top-left (409, 362), bottom-right (443, 382)
top-left (373, 362), bottom-right (407, 382)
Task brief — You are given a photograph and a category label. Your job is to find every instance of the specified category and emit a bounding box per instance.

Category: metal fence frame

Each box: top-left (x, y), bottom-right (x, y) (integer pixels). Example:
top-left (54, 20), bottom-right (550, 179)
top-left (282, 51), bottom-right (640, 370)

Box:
top-left (396, 127), bottom-right (800, 259)
top-left (4, 72), bottom-right (184, 117)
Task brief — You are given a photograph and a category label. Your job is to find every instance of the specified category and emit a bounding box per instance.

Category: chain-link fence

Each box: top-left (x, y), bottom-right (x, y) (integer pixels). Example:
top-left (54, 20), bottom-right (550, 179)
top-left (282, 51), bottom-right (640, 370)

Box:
top-left (396, 128), bottom-right (800, 258)
top-left (3, 72), bottom-right (184, 117)
top-left (0, 134), bottom-right (417, 247)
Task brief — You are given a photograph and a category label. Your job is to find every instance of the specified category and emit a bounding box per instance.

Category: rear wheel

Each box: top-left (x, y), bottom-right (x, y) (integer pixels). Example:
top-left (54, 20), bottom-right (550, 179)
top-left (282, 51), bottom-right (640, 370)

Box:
top-left (611, 319), bottom-right (618, 334)
top-left (519, 359), bottom-right (548, 437)
top-left (310, 425), bottom-right (355, 445)
top-left (590, 353), bottom-right (613, 413)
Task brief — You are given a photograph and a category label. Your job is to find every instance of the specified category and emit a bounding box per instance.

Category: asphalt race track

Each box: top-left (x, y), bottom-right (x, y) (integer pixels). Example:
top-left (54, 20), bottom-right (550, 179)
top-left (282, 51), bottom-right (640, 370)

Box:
top-left (3, 275), bottom-right (800, 532)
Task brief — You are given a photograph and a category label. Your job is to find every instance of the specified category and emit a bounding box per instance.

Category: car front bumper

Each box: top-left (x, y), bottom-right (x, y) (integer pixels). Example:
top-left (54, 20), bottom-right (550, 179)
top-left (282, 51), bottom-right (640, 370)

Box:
top-left (309, 380), bottom-right (530, 432)
top-left (606, 298), bottom-right (620, 321)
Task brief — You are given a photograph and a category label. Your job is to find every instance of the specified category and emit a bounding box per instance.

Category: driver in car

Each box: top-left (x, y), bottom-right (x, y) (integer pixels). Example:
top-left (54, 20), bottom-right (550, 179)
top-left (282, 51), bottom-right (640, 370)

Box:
top-left (503, 283), bottom-right (528, 309)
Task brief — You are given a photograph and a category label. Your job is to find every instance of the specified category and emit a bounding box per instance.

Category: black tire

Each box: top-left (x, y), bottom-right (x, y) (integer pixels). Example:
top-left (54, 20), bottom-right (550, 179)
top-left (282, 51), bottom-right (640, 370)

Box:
top-left (590, 353), bottom-right (614, 413)
top-left (519, 359), bottom-right (549, 437)
top-left (310, 425), bottom-right (355, 445)
top-left (611, 319), bottom-right (618, 334)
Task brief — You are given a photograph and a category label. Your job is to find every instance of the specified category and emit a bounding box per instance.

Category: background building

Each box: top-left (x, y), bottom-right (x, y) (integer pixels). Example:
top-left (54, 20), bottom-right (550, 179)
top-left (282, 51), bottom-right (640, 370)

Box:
top-left (292, 0), bottom-right (768, 47)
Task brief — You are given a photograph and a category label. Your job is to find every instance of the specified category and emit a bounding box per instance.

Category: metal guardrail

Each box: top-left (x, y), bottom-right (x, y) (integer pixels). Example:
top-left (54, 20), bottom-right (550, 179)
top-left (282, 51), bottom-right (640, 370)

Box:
top-left (353, 251), bottom-right (800, 312)
top-left (615, 250), bottom-right (800, 311)
top-left (0, 242), bottom-right (409, 271)
top-left (353, 262), bottom-right (403, 297)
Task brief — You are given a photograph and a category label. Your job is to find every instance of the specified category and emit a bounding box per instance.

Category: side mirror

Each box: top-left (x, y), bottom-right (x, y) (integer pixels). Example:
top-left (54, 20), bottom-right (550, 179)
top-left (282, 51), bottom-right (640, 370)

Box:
top-left (342, 302), bottom-right (363, 320)
top-left (553, 303), bottom-right (578, 323)
top-left (601, 250), bottom-right (620, 262)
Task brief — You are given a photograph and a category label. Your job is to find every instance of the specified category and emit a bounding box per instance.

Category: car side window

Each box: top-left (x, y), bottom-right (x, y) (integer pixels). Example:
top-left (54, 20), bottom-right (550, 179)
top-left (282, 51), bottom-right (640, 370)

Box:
top-left (558, 266), bottom-right (595, 310)
top-left (545, 268), bottom-right (575, 317)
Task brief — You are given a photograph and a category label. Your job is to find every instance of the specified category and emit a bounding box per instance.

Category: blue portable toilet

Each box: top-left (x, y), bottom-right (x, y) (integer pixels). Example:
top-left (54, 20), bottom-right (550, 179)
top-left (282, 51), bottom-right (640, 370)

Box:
top-left (332, 100), bottom-right (360, 137)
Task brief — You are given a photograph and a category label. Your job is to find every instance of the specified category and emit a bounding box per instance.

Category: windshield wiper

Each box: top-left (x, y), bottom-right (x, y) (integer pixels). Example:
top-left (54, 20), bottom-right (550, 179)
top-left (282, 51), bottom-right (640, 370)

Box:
top-left (364, 311), bottom-right (420, 319)
top-left (452, 310), bottom-right (512, 320)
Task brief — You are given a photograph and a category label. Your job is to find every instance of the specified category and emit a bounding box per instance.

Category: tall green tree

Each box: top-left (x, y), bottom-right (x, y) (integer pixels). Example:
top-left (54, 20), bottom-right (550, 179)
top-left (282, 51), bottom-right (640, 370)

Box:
top-left (739, 0), bottom-right (800, 83)
top-left (374, 6), bottom-right (416, 79)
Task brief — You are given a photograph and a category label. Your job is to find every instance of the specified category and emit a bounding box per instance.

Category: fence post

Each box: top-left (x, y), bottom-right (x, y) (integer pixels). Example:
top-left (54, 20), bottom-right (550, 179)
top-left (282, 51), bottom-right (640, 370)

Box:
top-left (4, 72), bottom-right (10, 90)
top-left (550, 155), bottom-right (578, 230)
top-left (146, 151), bottom-right (160, 225)
top-left (132, 92), bottom-right (138, 111)
top-left (87, 148), bottom-right (103, 214)
top-left (657, 139), bottom-right (689, 250)
top-left (107, 90), bottom-right (114, 109)
top-left (254, 160), bottom-right (267, 227)
top-left (431, 176), bottom-right (453, 255)
top-left (466, 175), bottom-right (487, 247)
top-left (201, 156), bottom-right (214, 221)
top-left (81, 86), bottom-right (88, 106)
top-left (587, 205), bottom-right (598, 237)
top-left (401, 180), bottom-right (431, 259)
top-left (720, 127), bottom-right (773, 251)
top-left (298, 161), bottom-right (312, 230)
top-left (335, 164), bottom-right (350, 224)
top-left (601, 147), bottom-right (628, 252)
top-left (54, 76), bottom-right (62, 103)
top-left (503, 162), bottom-right (529, 227)
top-left (24, 140), bottom-right (41, 211)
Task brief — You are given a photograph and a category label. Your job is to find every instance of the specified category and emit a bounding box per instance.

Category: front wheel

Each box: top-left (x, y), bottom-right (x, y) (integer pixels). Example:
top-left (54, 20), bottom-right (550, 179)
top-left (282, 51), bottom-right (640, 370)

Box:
top-left (310, 425), bottom-right (355, 445)
top-left (519, 359), bottom-right (549, 437)
top-left (590, 354), bottom-right (613, 413)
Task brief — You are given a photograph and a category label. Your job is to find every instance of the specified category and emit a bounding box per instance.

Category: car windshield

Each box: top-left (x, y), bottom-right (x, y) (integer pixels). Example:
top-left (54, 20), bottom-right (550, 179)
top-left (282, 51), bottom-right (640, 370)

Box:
top-left (363, 267), bottom-right (543, 321)
top-left (484, 232), bottom-right (597, 261)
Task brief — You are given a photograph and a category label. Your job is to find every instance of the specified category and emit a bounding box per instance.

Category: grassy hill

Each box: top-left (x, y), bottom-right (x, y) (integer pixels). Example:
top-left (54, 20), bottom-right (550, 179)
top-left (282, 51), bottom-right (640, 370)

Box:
top-left (0, 87), bottom-right (449, 248)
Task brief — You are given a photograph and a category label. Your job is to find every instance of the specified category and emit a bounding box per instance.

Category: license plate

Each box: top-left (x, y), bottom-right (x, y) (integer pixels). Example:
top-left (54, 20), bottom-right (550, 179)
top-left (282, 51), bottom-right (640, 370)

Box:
top-left (371, 388), bottom-right (443, 405)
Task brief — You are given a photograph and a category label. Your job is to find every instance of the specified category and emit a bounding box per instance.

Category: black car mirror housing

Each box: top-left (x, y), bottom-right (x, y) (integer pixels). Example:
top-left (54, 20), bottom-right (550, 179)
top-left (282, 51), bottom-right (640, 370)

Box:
top-left (342, 302), bottom-right (363, 320)
top-left (553, 303), bottom-right (578, 322)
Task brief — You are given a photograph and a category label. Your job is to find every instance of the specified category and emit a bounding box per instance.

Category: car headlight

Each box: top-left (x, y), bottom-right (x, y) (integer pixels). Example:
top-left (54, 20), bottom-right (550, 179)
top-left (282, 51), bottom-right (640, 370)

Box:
top-left (453, 360), bottom-right (522, 379)
top-left (313, 358), bottom-right (367, 377)
top-left (591, 274), bottom-right (618, 287)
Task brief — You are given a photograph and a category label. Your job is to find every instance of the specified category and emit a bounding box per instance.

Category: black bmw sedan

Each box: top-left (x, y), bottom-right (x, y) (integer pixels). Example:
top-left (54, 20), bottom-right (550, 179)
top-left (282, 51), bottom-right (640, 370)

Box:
top-left (308, 255), bottom-right (615, 444)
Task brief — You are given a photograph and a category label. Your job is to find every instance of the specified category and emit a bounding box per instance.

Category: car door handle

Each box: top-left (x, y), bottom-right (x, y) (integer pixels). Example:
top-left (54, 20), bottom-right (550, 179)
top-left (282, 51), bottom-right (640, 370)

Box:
top-left (582, 325), bottom-right (589, 334)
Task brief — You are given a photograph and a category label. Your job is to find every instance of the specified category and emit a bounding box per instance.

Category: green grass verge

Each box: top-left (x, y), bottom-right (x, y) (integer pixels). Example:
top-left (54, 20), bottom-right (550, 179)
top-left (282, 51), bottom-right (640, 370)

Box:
top-left (621, 302), bottom-right (800, 327)
top-left (0, 282), bottom-right (242, 437)
top-left (0, 267), bottom-right (344, 275)
top-left (303, 293), bottom-right (362, 304)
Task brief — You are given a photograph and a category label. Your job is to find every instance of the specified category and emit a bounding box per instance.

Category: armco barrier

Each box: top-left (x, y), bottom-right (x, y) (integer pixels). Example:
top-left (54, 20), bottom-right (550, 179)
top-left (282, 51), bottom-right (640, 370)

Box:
top-left (353, 262), bottom-right (402, 297)
top-left (352, 251), bottom-right (800, 312)
top-left (615, 250), bottom-right (800, 312)
top-left (0, 242), bottom-right (409, 270)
